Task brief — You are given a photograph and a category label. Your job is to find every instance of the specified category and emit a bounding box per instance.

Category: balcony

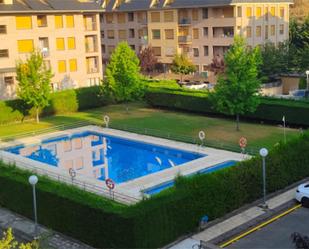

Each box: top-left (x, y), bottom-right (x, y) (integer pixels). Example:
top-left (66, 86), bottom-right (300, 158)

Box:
top-left (84, 15), bottom-right (97, 31)
top-left (178, 18), bottom-right (191, 26)
top-left (178, 35), bottom-right (192, 44)
top-left (85, 35), bottom-right (98, 53)
top-left (213, 27), bottom-right (234, 38)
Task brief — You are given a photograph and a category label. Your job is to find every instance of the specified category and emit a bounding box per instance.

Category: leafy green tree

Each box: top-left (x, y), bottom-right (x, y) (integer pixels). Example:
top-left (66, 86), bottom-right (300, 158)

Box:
top-left (103, 42), bottom-right (144, 104)
top-left (210, 36), bottom-right (262, 131)
top-left (171, 54), bottom-right (196, 82)
top-left (16, 51), bottom-right (53, 123)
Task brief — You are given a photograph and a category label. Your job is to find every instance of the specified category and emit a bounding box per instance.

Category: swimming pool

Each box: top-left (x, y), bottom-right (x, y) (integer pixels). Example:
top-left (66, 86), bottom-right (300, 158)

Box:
top-left (6, 131), bottom-right (205, 184)
top-left (143, 160), bottom-right (237, 195)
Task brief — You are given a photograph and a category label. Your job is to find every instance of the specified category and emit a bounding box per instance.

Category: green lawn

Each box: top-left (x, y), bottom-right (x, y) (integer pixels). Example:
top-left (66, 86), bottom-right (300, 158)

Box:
top-left (0, 102), bottom-right (301, 153)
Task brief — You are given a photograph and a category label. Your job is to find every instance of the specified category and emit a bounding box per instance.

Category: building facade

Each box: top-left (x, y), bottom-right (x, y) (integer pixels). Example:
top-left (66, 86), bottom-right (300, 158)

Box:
top-left (0, 0), bottom-right (103, 99)
top-left (100, 0), bottom-right (292, 76)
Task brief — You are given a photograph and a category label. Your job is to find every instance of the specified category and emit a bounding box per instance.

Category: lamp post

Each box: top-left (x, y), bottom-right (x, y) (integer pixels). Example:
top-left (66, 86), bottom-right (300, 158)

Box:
top-left (259, 148), bottom-right (268, 209)
top-left (28, 175), bottom-right (38, 236)
top-left (306, 70), bottom-right (309, 90)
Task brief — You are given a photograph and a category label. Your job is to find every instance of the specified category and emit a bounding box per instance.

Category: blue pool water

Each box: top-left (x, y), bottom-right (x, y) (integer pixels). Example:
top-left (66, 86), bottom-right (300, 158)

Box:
top-left (144, 160), bottom-right (237, 195)
top-left (6, 131), bottom-right (205, 184)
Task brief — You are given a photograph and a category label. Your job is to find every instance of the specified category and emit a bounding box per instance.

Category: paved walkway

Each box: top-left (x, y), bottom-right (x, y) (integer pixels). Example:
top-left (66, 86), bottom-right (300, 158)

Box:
top-left (169, 187), bottom-right (299, 249)
top-left (0, 206), bottom-right (93, 249)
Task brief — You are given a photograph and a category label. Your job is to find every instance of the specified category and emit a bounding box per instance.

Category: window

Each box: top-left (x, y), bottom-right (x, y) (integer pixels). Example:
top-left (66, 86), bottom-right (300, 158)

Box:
top-left (246, 26), bottom-right (252, 38)
top-left (130, 44), bottom-right (135, 51)
top-left (69, 59), bottom-right (77, 72)
top-left (55, 15), bottom-right (63, 28)
top-left (193, 28), bottom-right (199, 39)
top-left (37, 15), bottom-right (47, 27)
top-left (17, 40), bottom-right (34, 53)
top-left (165, 29), bottom-right (174, 39)
top-left (56, 38), bottom-right (65, 50)
top-left (280, 7), bottom-right (285, 18)
top-left (246, 7), bottom-right (252, 17)
top-left (265, 25), bottom-right (269, 39)
top-left (0, 49), bottom-right (9, 58)
top-left (107, 30), bottom-right (115, 39)
top-left (63, 140), bottom-right (71, 152)
top-left (58, 60), bottom-right (66, 73)
top-left (152, 29), bottom-right (161, 39)
top-left (270, 25), bottom-right (275, 36)
top-left (151, 12), bottom-right (160, 22)
top-left (4, 77), bottom-right (14, 84)
top-left (270, 7), bottom-right (275, 16)
top-left (107, 45), bottom-right (115, 55)
top-left (118, 30), bottom-right (127, 40)
top-left (101, 45), bottom-right (106, 54)
top-left (192, 9), bottom-right (199, 21)
top-left (128, 12), bottom-right (134, 22)
top-left (203, 27), bottom-right (208, 37)
top-left (237, 6), bottom-right (242, 17)
top-left (16, 16), bottom-right (32, 29)
top-left (256, 26), bottom-right (261, 37)
top-left (202, 8), bottom-right (208, 19)
top-left (129, 29), bottom-right (135, 38)
top-left (164, 11), bottom-right (174, 22)
top-left (203, 65), bottom-right (208, 72)
top-left (203, 46), bottom-right (209, 56)
top-left (279, 24), bottom-right (284, 35)
top-left (193, 48), bottom-right (199, 57)
top-left (67, 37), bottom-right (75, 50)
top-left (0, 25), bottom-right (7, 34)
top-left (256, 7), bottom-right (262, 18)
top-left (117, 13), bottom-right (126, 23)
top-left (153, 47), bottom-right (161, 56)
top-left (83, 15), bottom-right (96, 31)
top-left (106, 13), bottom-right (113, 23)
top-left (66, 15), bottom-right (74, 28)
top-left (86, 56), bottom-right (99, 73)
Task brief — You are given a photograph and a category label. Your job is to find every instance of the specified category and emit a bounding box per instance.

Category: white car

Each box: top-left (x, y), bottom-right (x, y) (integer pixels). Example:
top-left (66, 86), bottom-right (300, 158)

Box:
top-left (296, 183), bottom-right (309, 207)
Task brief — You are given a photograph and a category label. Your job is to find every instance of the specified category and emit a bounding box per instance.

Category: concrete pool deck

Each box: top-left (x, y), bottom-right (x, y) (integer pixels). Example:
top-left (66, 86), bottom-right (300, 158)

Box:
top-left (0, 126), bottom-right (247, 204)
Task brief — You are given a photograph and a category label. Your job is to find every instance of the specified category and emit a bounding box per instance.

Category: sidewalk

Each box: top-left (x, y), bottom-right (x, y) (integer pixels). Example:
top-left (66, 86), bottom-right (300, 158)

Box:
top-left (0, 206), bottom-right (93, 249)
top-left (169, 186), bottom-right (299, 249)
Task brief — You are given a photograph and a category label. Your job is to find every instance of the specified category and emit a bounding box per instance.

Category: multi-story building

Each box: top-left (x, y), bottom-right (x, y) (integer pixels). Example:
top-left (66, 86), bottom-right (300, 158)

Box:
top-left (100, 0), bottom-right (292, 76)
top-left (0, 0), bottom-right (104, 99)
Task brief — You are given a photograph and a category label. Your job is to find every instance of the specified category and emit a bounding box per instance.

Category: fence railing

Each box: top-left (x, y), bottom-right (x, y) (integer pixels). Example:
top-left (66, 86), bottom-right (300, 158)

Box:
top-left (0, 152), bottom-right (140, 205)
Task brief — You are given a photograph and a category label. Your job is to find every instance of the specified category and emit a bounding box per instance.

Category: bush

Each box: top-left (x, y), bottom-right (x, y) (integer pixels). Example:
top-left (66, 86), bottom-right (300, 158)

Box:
top-left (1, 132), bottom-right (309, 248)
top-left (145, 88), bottom-right (309, 126)
top-left (0, 86), bottom-right (104, 124)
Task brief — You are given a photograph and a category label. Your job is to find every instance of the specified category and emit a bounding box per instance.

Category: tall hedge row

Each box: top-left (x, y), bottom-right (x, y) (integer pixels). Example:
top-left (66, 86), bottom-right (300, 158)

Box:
top-left (0, 86), bottom-right (103, 124)
top-left (145, 88), bottom-right (309, 126)
top-left (1, 132), bottom-right (309, 248)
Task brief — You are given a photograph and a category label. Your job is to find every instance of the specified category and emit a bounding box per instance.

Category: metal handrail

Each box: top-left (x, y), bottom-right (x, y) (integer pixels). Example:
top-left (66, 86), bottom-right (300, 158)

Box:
top-left (0, 153), bottom-right (140, 205)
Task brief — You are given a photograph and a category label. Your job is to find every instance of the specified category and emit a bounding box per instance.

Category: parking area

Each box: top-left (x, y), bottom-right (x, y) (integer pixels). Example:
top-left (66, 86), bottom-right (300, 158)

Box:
top-left (227, 206), bottom-right (309, 249)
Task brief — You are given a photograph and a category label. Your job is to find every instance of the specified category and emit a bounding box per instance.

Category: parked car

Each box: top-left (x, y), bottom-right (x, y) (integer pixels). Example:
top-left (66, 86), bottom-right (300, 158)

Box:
top-left (290, 90), bottom-right (309, 100)
top-left (296, 183), bottom-right (309, 207)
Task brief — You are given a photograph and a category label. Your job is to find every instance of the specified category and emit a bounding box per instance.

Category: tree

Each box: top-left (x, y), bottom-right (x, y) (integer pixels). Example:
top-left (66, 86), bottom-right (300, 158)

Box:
top-left (0, 228), bottom-right (38, 249)
top-left (103, 42), bottom-right (144, 104)
top-left (138, 46), bottom-right (158, 75)
top-left (210, 36), bottom-right (262, 131)
top-left (171, 54), bottom-right (196, 82)
top-left (16, 51), bottom-right (53, 123)
top-left (209, 55), bottom-right (225, 75)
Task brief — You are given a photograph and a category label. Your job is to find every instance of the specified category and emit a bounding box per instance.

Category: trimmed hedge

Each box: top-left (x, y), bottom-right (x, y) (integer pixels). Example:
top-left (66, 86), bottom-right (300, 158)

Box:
top-left (145, 87), bottom-right (309, 126)
top-left (1, 132), bottom-right (309, 248)
top-left (0, 86), bottom-right (103, 124)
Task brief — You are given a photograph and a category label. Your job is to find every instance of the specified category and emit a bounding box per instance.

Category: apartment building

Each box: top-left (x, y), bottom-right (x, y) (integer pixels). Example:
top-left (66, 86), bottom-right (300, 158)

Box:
top-left (100, 0), bottom-right (292, 76)
top-left (0, 0), bottom-right (104, 99)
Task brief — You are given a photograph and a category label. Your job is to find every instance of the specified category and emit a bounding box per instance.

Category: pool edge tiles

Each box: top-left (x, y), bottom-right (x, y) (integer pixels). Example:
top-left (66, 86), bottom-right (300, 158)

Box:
top-left (143, 160), bottom-right (238, 196)
top-left (0, 126), bottom-right (247, 203)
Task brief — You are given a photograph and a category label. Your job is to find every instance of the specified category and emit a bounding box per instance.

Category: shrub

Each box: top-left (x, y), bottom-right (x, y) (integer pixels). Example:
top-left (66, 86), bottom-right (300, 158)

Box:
top-left (1, 132), bottom-right (309, 248)
top-left (145, 88), bottom-right (309, 126)
top-left (0, 86), bottom-right (104, 124)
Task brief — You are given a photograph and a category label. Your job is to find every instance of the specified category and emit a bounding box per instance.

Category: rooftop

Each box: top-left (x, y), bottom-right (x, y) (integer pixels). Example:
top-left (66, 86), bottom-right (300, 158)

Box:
top-left (105, 0), bottom-right (293, 12)
top-left (0, 0), bottom-right (104, 13)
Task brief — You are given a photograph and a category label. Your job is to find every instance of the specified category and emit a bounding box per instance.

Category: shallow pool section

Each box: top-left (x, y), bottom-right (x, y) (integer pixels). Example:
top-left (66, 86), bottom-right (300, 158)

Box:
top-left (143, 160), bottom-right (237, 195)
top-left (6, 131), bottom-right (205, 184)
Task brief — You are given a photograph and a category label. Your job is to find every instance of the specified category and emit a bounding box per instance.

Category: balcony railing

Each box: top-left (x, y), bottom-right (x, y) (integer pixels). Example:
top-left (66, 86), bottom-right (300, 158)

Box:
top-left (178, 35), bottom-right (192, 43)
top-left (84, 22), bottom-right (97, 31)
top-left (178, 18), bottom-right (191, 25)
